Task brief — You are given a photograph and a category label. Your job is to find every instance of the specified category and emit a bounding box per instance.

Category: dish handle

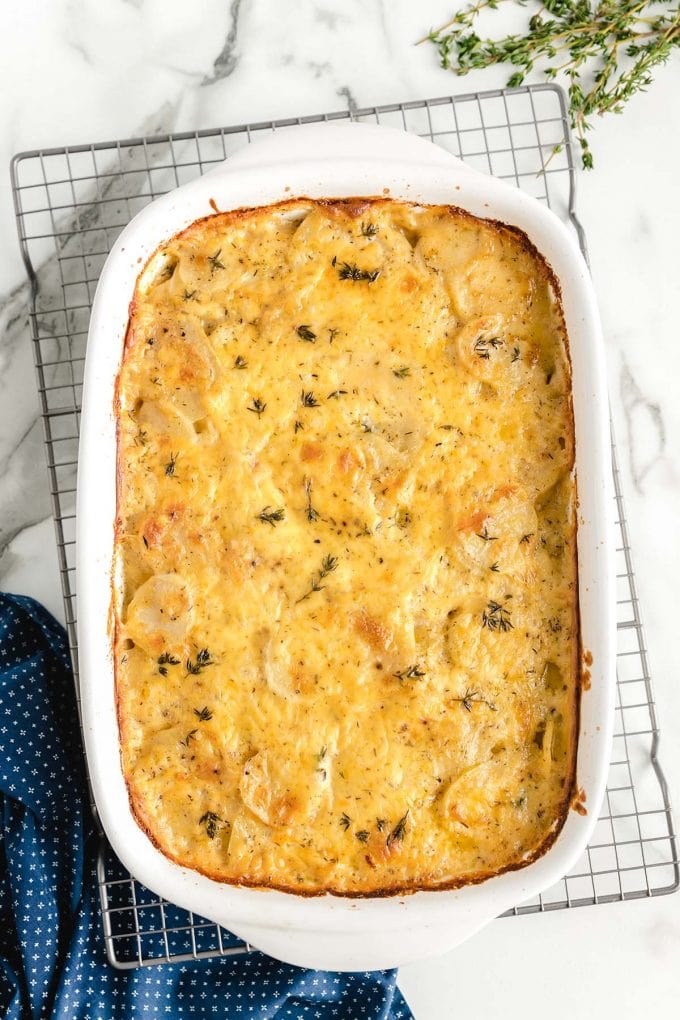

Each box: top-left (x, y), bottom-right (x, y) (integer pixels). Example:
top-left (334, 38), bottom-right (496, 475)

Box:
top-left (205, 120), bottom-right (482, 178)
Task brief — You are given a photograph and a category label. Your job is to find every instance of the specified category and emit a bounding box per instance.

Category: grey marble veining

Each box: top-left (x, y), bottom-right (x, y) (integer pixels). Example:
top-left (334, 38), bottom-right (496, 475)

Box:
top-left (620, 358), bottom-right (666, 494)
top-left (201, 0), bottom-right (243, 85)
top-left (2, 2), bottom-right (680, 1014)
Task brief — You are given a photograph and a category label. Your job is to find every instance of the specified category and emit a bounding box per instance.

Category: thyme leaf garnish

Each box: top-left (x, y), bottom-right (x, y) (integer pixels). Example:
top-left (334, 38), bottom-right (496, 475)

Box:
top-left (234, 355), bottom-right (247, 369)
top-left (473, 335), bottom-right (503, 359)
top-left (257, 506), bottom-right (285, 527)
top-left (193, 706), bottom-right (213, 722)
top-left (158, 651), bottom-right (180, 676)
top-left (180, 728), bottom-right (198, 747)
top-left (511, 346), bottom-right (520, 363)
top-left (360, 221), bottom-right (379, 237)
top-left (339, 812), bottom-right (352, 831)
top-left (336, 260), bottom-right (380, 283)
top-left (452, 687), bottom-right (497, 712)
top-left (247, 397), bottom-right (267, 417)
top-left (490, 561), bottom-right (500, 572)
top-left (296, 553), bottom-right (338, 603)
top-left (386, 810), bottom-right (409, 848)
top-left (392, 366), bottom-right (411, 378)
top-left (482, 600), bottom-right (514, 632)
top-left (393, 664), bottom-right (426, 682)
top-left (296, 324), bottom-right (317, 342)
top-left (186, 648), bottom-right (213, 676)
top-left (199, 811), bottom-right (222, 839)
top-left (294, 420), bottom-right (304, 433)
top-left (519, 532), bottom-right (534, 544)
top-left (355, 830), bottom-right (370, 843)
top-left (208, 249), bottom-right (225, 273)
top-left (301, 390), bottom-right (319, 408)
top-left (476, 525), bottom-right (498, 542)
top-left (327, 390), bottom-right (348, 399)
top-left (328, 327), bottom-right (340, 342)
top-left (165, 452), bottom-right (178, 477)
top-left (304, 478), bottom-right (321, 522)
top-left (182, 289), bottom-right (197, 301)
top-left (376, 818), bottom-right (386, 832)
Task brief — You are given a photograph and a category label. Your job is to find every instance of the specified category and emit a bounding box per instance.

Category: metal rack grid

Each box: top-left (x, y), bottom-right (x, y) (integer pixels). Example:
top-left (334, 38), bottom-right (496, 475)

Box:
top-left (11, 83), bottom-right (678, 970)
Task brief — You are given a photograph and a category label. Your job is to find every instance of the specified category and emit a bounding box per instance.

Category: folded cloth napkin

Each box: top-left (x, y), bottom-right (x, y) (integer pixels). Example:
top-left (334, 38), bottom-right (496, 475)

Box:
top-left (0, 593), bottom-right (413, 1020)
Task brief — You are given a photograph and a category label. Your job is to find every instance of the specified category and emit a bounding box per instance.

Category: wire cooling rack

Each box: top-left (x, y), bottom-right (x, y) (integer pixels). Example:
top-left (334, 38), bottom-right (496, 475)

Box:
top-left (11, 83), bottom-right (679, 970)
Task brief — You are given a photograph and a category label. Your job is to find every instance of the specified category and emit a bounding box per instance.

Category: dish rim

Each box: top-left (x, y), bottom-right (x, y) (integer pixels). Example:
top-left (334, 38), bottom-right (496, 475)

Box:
top-left (77, 122), bottom-right (616, 970)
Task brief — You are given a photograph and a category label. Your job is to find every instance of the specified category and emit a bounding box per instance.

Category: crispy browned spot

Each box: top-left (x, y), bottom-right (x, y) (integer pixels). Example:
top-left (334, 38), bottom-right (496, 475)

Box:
top-left (300, 441), bottom-right (324, 462)
top-left (352, 610), bottom-right (394, 654)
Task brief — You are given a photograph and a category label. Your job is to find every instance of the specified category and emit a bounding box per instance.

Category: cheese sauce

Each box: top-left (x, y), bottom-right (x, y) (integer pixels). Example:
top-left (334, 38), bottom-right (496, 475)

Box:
top-left (116, 199), bottom-right (578, 894)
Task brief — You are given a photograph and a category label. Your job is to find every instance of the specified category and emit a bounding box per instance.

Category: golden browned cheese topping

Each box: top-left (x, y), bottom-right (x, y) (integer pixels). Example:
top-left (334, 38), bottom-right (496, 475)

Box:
top-left (116, 199), bottom-right (578, 895)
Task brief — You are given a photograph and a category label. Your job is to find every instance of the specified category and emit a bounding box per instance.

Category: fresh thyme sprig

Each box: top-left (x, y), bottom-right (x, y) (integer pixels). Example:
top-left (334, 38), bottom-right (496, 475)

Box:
top-left (296, 553), bottom-right (338, 603)
top-left (422, 1), bottom-right (680, 169)
top-left (301, 390), bottom-right (319, 408)
top-left (257, 506), bottom-right (285, 527)
top-left (360, 221), bottom-right (379, 237)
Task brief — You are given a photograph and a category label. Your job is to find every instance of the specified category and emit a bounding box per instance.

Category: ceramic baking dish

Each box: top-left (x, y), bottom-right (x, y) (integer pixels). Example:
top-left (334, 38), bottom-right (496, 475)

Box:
top-left (77, 122), bottom-right (615, 971)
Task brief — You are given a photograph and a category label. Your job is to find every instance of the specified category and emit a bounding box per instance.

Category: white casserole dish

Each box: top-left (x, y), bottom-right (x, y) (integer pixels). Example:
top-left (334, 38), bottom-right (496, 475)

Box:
top-left (77, 122), bottom-right (615, 972)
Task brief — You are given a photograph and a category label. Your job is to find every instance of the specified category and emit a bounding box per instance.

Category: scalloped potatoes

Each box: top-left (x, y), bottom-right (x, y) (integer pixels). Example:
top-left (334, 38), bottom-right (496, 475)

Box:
top-left (115, 199), bottom-right (578, 894)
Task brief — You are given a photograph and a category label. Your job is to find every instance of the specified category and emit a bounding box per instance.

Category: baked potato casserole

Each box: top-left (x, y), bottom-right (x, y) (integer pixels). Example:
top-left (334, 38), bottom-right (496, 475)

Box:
top-left (115, 197), bottom-right (578, 895)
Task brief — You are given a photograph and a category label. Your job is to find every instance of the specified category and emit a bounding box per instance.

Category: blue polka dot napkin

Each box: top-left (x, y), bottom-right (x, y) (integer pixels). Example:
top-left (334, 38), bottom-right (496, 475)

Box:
top-left (0, 593), bottom-right (413, 1019)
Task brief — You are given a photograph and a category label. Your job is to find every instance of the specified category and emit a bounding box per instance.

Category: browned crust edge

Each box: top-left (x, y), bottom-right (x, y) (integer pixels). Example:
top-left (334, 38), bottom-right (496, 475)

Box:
top-left (111, 196), bottom-right (582, 898)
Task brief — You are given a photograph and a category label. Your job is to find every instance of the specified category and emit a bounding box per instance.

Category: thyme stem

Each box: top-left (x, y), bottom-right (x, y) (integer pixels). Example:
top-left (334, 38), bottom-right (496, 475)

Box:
top-left (422, 1), bottom-right (680, 168)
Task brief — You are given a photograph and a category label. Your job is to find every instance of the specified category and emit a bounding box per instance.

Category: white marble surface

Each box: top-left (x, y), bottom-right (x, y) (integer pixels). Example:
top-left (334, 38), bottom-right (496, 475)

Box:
top-left (1, 1), bottom-right (679, 1015)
